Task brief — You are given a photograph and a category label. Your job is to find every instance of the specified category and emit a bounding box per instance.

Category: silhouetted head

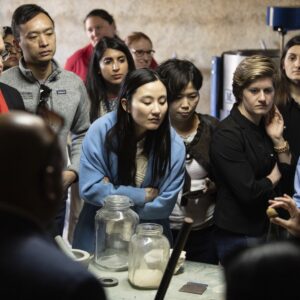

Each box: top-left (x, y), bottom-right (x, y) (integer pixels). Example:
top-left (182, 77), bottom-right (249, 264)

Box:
top-left (224, 240), bottom-right (300, 300)
top-left (0, 111), bottom-right (63, 226)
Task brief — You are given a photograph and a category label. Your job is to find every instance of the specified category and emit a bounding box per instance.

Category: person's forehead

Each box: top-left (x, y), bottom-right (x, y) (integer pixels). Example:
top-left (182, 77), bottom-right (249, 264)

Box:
top-left (286, 45), bottom-right (300, 55)
top-left (102, 48), bottom-right (125, 58)
top-left (19, 13), bottom-right (54, 33)
top-left (85, 16), bottom-right (111, 27)
top-left (3, 34), bottom-right (14, 43)
top-left (133, 80), bottom-right (166, 98)
top-left (131, 38), bottom-right (152, 49)
top-left (3, 34), bottom-right (14, 42)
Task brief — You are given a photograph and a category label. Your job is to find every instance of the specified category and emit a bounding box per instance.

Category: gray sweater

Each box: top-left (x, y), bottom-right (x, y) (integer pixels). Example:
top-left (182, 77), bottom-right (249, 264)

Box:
top-left (0, 59), bottom-right (90, 174)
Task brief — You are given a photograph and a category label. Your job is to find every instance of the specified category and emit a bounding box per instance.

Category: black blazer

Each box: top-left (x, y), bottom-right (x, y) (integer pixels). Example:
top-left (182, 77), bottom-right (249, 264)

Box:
top-left (279, 98), bottom-right (300, 195)
top-left (210, 105), bottom-right (277, 236)
top-left (0, 82), bottom-right (25, 110)
top-left (0, 209), bottom-right (106, 300)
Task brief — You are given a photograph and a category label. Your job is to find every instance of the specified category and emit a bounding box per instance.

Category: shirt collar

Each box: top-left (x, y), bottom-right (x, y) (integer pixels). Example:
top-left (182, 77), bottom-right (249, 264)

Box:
top-left (18, 58), bottom-right (61, 83)
top-left (230, 103), bottom-right (264, 130)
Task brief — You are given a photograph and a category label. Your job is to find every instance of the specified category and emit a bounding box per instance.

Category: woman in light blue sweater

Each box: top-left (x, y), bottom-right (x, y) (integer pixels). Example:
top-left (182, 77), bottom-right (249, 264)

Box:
top-left (73, 69), bottom-right (186, 252)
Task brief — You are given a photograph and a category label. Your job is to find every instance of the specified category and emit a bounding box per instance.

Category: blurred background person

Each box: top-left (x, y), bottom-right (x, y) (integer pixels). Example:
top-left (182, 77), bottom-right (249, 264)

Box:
top-left (2, 26), bottom-right (21, 71)
top-left (65, 9), bottom-right (117, 82)
top-left (277, 35), bottom-right (300, 195)
top-left (87, 36), bottom-right (135, 122)
top-left (157, 58), bottom-right (219, 264)
top-left (0, 26), bottom-right (24, 112)
top-left (125, 31), bottom-right (157, 69)
top-left (210, 55), bottom-right (292, 264)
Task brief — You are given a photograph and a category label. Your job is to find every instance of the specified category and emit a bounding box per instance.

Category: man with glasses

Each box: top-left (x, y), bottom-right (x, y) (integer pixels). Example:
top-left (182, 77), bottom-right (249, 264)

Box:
top-left (125, 31), bottom-right (157, 69)
top-left (0, 4), bottom-right (90, 237)
top-left (0, 27), bottom-right (24, 112)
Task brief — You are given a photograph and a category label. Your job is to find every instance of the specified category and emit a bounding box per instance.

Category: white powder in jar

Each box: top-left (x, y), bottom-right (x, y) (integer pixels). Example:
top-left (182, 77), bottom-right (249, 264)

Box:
top-left (131, 269), bottom-right (163, 288)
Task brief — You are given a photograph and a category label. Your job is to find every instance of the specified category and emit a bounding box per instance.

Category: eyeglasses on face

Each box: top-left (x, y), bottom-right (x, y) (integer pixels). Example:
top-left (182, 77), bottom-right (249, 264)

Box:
top-left (131, 49), bottom-right (155, 57)
top-left (0, 49), bottom-right (10, 61)
top-left (4, 43), bottom-right (20, 54)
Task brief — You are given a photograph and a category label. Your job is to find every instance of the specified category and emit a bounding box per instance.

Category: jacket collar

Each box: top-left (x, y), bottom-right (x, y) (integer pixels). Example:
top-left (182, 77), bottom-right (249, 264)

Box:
top-left (230, 104), bottom-right (264, 131)
top-left (18, 58), bottom-right (61, 83)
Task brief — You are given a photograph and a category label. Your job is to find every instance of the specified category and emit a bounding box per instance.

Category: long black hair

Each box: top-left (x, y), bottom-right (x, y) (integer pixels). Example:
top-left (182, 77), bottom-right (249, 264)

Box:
top-left (277, 35), bottom-right (300, 107)
top-left (86, 36), bottom-right (135, 122)
top-left (105, 68), bottom-right (171, 186)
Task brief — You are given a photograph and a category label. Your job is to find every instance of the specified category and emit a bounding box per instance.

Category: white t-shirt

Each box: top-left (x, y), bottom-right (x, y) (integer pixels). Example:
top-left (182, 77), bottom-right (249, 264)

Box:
top-left (170, 131), bottom-right (215, 230)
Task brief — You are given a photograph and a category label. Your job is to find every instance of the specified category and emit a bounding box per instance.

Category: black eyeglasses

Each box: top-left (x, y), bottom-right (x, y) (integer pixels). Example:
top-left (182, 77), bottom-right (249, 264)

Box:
top-left (36, 85), bottom-right (63, 133)
top-left (0, 49), bottom-right (9, 61)
top-left (37, 84), bottom-right (52, 112)
top-left (5, 42), bottom-right (21, 54)
top-left (131, 49), bottom-right (155, 57)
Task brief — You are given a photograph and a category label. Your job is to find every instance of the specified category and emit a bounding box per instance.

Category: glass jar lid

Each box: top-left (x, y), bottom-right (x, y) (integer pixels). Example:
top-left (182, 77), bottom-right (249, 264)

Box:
top-left (136, 223), bottom-right (163, 235)
top-left (103, 195), bottom-right (134, 210)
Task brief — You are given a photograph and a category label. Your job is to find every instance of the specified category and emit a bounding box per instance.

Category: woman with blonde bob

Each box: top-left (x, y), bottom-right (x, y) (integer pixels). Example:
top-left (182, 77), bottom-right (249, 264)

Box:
top-left (210, 55), bottom-right (292, 264)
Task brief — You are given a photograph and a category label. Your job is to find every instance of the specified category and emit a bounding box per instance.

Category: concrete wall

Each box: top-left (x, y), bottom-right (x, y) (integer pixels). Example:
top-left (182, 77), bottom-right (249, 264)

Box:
top-left (1, 0), bottom-right (300, 114)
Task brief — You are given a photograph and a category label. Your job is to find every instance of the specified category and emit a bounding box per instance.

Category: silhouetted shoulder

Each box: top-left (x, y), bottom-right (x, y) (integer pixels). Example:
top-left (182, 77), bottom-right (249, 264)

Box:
top-left (0, 82), bottom-right (25, 111)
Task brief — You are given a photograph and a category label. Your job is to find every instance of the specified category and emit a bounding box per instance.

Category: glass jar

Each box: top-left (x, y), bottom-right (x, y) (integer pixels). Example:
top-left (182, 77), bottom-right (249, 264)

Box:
top-left (128, 223), bottom-right (170, 289)
top-left (95, 195), bottom-right (139, 271)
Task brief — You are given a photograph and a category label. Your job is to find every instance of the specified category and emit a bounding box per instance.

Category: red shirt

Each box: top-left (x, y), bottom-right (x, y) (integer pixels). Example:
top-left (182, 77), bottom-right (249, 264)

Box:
top-left (0, 89), bottom-right (9, 114)
top-left (150, 58), bottom-right (158, 69)
top-left (65, 43), bottom-right (158, 82)
top-left (64, 44), bottom-right (94, 82)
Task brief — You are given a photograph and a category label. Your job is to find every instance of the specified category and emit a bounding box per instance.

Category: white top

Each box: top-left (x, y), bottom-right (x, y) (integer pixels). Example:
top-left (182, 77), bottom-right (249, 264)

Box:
top-left (170, 130), bottom-right (215, 230)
